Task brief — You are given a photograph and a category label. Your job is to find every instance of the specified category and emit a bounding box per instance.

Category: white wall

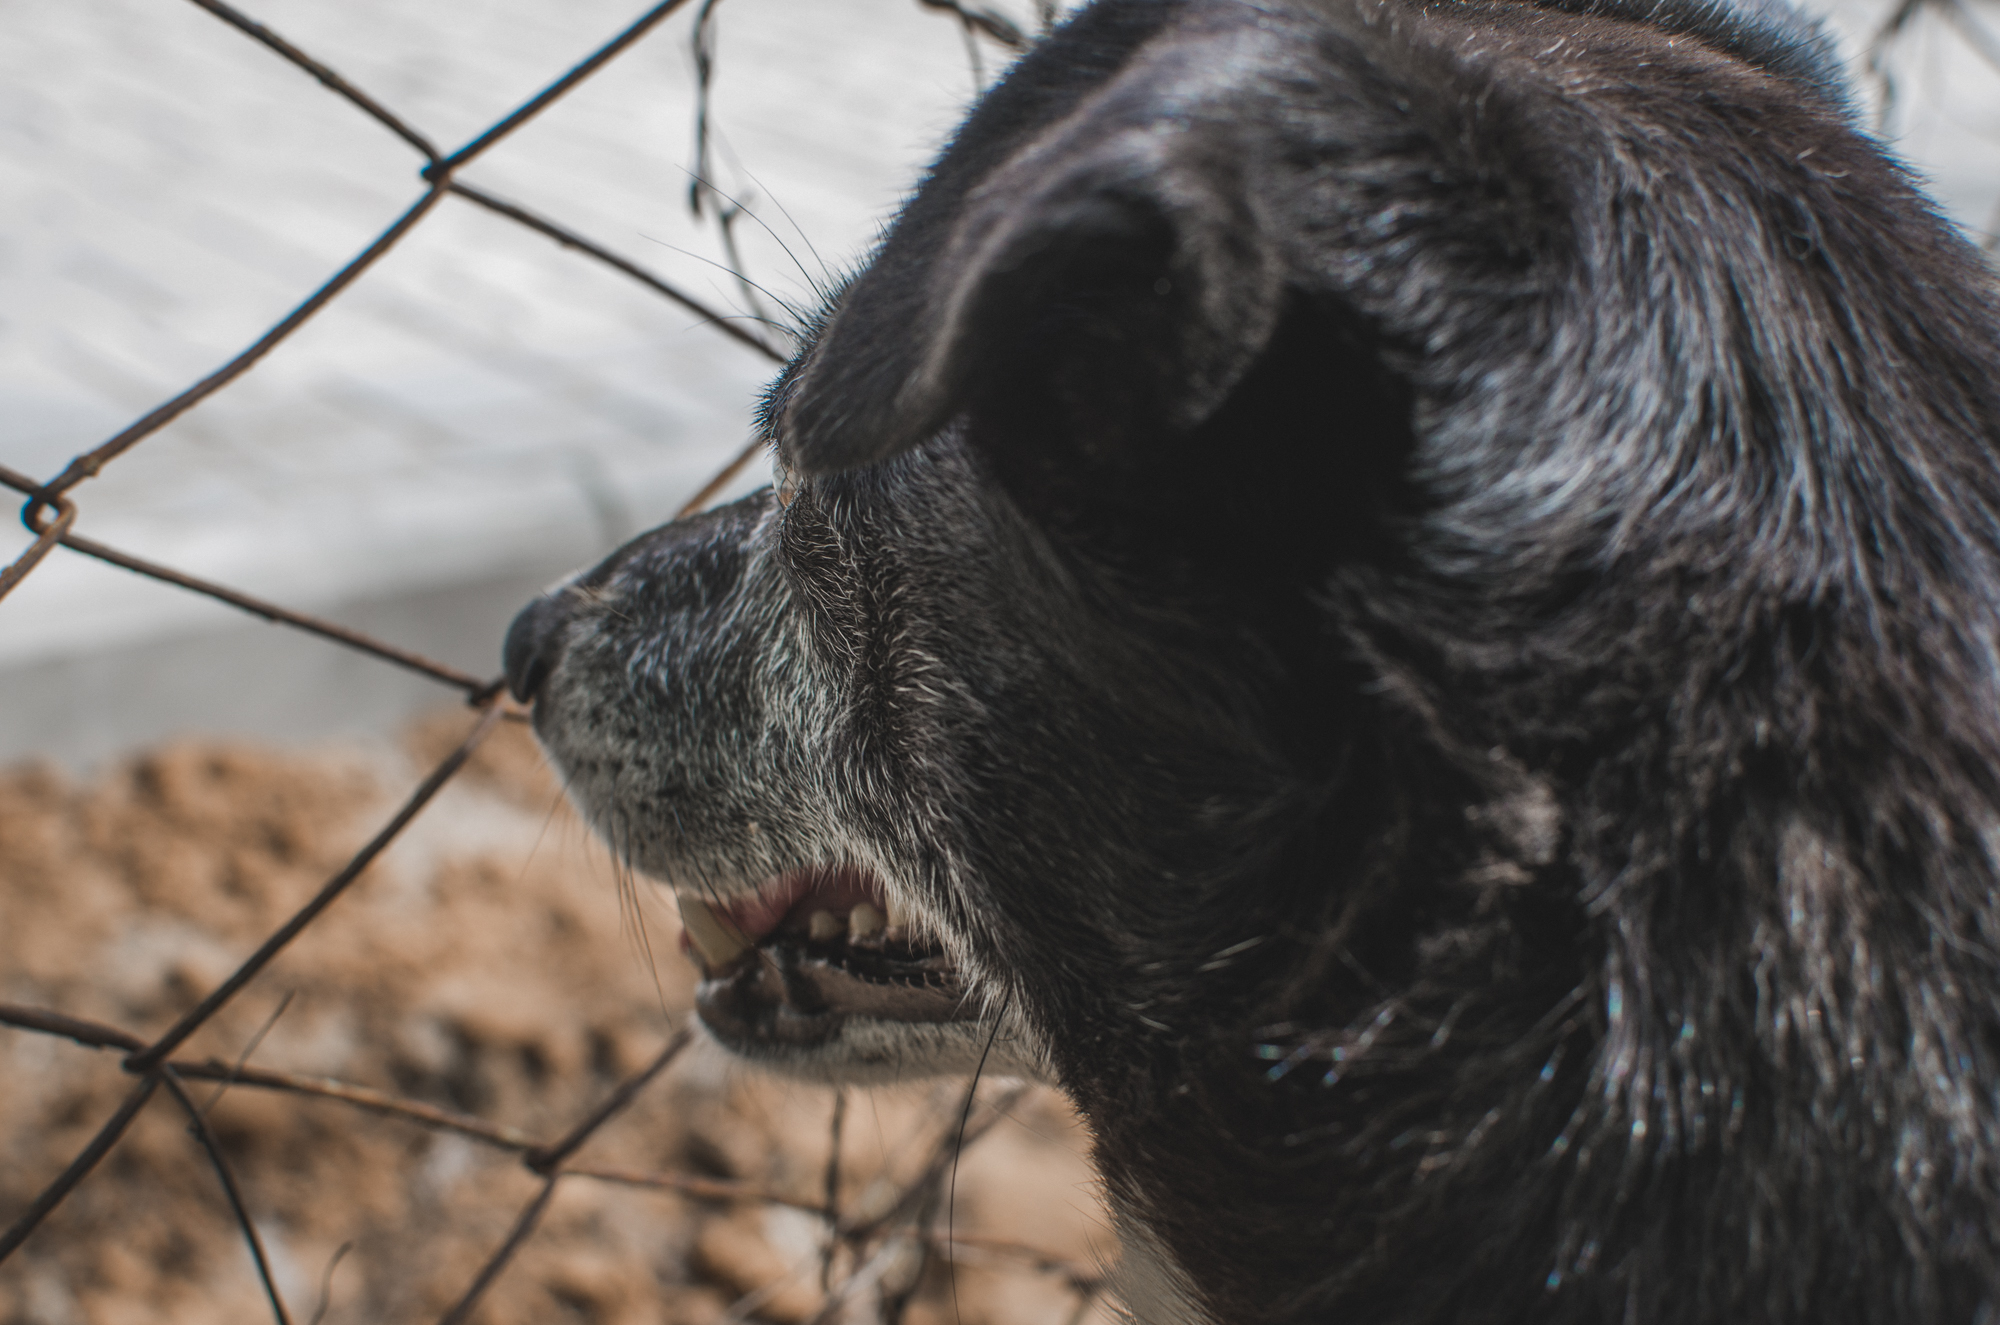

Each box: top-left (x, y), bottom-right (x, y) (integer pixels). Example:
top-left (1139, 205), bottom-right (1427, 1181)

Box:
top-left (0, 0), bottom-right (1025, 763)
top-left (1, 0), bottom-right (1995, 765)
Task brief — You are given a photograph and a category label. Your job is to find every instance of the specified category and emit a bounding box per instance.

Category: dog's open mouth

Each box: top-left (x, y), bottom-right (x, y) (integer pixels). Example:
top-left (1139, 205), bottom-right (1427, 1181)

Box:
top-left (676, 866), bottom-right (974, 1049)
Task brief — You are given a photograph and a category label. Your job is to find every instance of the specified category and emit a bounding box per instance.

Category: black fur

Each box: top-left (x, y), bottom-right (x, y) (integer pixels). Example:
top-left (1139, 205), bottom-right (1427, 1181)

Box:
top-left (511, 0), bottom-right (2000, 1319)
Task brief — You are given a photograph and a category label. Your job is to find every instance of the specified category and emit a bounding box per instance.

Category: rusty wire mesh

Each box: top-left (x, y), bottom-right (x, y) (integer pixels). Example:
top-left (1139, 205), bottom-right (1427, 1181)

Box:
top-left (4, 0), bottom-right (1998, 1320)
top-left (0, 1), bottom-right (1102, 1321)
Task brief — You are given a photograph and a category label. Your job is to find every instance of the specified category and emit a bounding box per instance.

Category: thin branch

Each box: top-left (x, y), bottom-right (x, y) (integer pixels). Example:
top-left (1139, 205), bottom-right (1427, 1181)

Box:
top-left (432, 0), bottom-right (698, 176)
top-left (178, 1059), bottom-right (542, 1152)
top-left (838, 1084), bottom-right (1028, 1240)
top-left (914, 0), bottom-right (1029, 49)
top-left (445, 181), bottom-right (785, 362)
top-left (717, 1248), bottom-right (828, 1325)
top-left (676, 437), bottom-right (767, 517)
top-left (307, 1242), bottom-right (356, 1325)
top-left (162, 1070), bottom-right (294, 1325)
top-left (1937, 0), bottom-right (2000, 72)
top-left (183, 0), bottom-right (441, 160)
top-left (199, 990), bottom-right (298, 1115)
top-left (27, 520), bottom-right (495, 697)
top-left (0, 1075), bottom-right (161, 1263)
top-left (804, 1228), bottom-right (922, 1325)
top-left (524, 1025), bottom-right (694, 1173)
top-left (40, 187), bottom-right (448, 500)
top-left (0, 1003), bottom-right (145, 1053)
top-left (1866, 0), bottom-right (1929, 127)
top-left (435, 1174), bottom-right (561, 1325)
top-left (562, 1164), bottom-right (823, 1212)
top-left (126, 704), bottom-right (504, 1073)
top-left (688, 0), bottom-right (729, 221)
top-left (821, 1090), bottom-right (847, 1291)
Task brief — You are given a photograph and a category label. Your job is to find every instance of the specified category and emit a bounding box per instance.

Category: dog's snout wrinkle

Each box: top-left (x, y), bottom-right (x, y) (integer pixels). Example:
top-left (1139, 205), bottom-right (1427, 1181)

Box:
top-left (502, 590), bottom-right (574, 703)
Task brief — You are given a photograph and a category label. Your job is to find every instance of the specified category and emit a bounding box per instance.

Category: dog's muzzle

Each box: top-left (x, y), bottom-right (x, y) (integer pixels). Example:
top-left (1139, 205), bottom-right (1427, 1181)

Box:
top-left (500, 571), bottom-right (984, 1062)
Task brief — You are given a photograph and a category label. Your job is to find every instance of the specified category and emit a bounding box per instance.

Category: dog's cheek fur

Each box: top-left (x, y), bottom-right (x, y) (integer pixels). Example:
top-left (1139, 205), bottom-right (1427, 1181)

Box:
top-left (528, 495), bottom-right (857, 894)
top-left (787, 18), bottom-right (2000, 1323)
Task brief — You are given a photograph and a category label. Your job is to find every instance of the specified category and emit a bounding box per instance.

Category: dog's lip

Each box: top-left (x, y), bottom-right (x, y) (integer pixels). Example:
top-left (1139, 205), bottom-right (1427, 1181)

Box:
top-left (674, 864), bottom-right (918, 974)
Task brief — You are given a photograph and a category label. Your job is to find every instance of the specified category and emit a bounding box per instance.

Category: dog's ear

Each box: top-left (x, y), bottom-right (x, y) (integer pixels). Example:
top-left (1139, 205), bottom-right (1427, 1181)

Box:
top-left (776, 70), bottom-right (1285, 475)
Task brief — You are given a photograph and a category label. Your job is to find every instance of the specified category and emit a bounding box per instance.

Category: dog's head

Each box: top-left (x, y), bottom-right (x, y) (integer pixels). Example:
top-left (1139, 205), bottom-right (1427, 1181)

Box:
top-left (508, 0), bottom-right (2000, 1317)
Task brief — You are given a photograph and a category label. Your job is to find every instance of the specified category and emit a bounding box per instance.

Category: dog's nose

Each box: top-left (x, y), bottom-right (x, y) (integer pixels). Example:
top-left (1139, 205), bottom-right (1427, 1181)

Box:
top-left (502, 590), bottom-right (574, 702)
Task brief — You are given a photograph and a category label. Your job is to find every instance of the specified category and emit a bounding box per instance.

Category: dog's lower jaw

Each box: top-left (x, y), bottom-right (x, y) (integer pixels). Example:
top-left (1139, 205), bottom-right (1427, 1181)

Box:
top-left (695, 1002), bottom-right (1054, 1086)
top-left (667, 863), bottom-right (1058, 1084)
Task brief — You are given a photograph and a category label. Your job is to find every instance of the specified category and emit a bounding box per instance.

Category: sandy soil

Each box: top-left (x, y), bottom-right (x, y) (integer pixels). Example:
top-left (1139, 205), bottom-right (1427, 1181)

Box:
top-left (0, 714), bottom-right (1115, 1325)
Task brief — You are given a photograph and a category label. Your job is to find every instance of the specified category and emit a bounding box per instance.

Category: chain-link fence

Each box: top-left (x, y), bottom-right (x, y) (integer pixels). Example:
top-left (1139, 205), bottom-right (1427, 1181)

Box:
top-left (2, 0), bottom-right (1998, 1320)
top-left (0, 2), bottom-right (1113, 1321)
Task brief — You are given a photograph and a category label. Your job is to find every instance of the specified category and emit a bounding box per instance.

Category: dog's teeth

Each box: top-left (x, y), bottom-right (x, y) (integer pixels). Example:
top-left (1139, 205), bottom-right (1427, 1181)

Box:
top-left (808, 909), bottom-right (842, 942)
top-left (884, 896), bottom-right (906, 930)
top-left (677, 896), bottom-right (751, 970)
top-left (849, 902), bottom-right (886, 941)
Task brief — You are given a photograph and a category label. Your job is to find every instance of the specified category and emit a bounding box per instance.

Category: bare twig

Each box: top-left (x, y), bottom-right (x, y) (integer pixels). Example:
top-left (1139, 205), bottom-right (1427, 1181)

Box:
top-left (1935, 0), bottom-right (2000, 72)
top-left (822, 1090), bottom-right (847, 1290)
top-left (915, 0), bottom-right (1030, 49)
top-left (0, 1076), bottom-right (161, 1262)
top-left (38, 187), bottom-right (448, 501)
top-left (839, 1084), bottom-right (1029, 1241)
top-left (0, 1003), bottom-right (145, 1053)
top-left (1865, 0), bottom-right (1927, 126)
top-left (446, 180), bottom-right (786, 362)
top-left (126, 704), bottom-right (505, 1073)
top-left (431, 0), bottom-right (698, 176)
top-left (182, 0), bottom-right (442, 160)
top-left (307, 1242), bottom-right (356, 1325)
top-left (177, 1060), bottom-right (541, 1152)
top-left (435, 1174), bottom-right (562, 1325)
top-left (162, 1069), bottom-right (294, 1325)
top-left (29, 519), bottom-right (498, 698)
top-left (524, 1026), bottom-right (695, 1173)
top-left (805, 1227), bottom-right (924, 1325)
top-left (563, 1164), bottom-right (824, 1212)
top-left (688, 0), bottom-right (729, 222)
top-left (678, 436), bottom-right (769, 517)
top-left (0, 1004), bottom-right (538, 1148)
top-left (199, 990), bottom-right (298, 1116)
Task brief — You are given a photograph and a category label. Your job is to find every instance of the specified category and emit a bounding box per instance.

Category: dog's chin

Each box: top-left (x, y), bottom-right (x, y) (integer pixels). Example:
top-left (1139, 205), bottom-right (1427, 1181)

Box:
top-left (673, 865), bottom-right (1051, 1085)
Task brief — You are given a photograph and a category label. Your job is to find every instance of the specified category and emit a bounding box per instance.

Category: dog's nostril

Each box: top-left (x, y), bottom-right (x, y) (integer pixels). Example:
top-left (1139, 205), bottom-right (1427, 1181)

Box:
top-left (502, 591), bottom-right (573, 703)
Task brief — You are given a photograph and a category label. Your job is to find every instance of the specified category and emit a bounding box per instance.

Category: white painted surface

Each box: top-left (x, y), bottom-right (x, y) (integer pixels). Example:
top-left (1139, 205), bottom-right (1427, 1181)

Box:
top-left (0, 0), bottom-right (1012, 665)
top-left (0, 0), bottom-right (1995, 762)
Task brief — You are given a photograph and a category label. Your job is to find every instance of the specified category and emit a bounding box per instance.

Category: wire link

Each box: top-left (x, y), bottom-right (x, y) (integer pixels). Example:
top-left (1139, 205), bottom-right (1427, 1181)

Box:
top-left (0, 1), bottom-right (1098, 1320)
top-left (0, 466), bottom-right (78, 600)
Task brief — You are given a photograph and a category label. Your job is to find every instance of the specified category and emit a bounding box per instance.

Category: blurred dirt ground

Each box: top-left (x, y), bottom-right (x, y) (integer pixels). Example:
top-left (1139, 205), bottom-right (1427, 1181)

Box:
top-left (0, 714), bottom-right (1115, 1325)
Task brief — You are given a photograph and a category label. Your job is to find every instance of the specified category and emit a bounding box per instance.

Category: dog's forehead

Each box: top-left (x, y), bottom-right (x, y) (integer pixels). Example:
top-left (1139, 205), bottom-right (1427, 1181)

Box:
top-left (893, 0), bottom-right (1847, 244)
top-left (1533, 0), bottom-right (1851, 109)
top-left (762, 0), bottom-right (1853, 477)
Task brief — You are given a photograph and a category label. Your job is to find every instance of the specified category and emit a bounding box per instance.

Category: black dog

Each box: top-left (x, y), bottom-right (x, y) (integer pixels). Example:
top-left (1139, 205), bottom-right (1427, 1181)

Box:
top-left (504, 0), bottom-right (2000, 1318)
